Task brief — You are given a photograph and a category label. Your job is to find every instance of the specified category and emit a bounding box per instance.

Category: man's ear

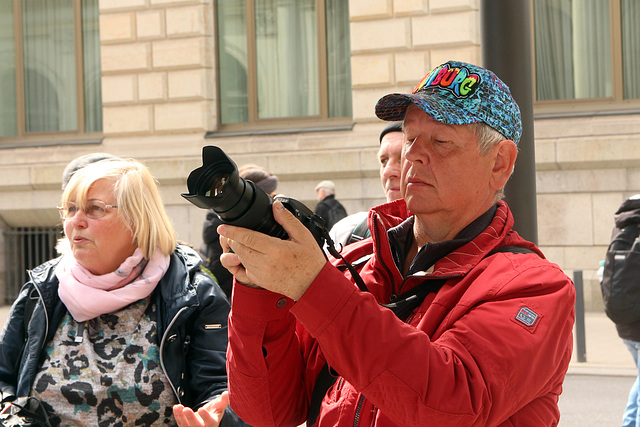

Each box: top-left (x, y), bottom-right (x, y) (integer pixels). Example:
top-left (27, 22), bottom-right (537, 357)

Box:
top-left (490, 140), bottom-right (518, 191)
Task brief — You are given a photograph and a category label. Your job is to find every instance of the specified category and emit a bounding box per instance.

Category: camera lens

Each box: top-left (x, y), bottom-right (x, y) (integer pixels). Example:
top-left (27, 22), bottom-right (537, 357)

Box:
top-left (212, 175), bottom-right (226, 197)
top-left (182, 146), bottom-right (286, 238)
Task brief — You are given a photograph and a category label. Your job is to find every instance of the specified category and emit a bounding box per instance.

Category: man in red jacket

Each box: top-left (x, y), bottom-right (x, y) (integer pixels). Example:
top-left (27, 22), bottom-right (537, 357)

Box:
top-left (218, 60), bottom-right (575, 427)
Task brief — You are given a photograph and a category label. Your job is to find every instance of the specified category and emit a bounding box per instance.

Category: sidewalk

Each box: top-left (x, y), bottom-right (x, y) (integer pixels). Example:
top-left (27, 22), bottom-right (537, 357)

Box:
top-left (0, 305), bottom-right (635, 377)
top-left (568, 311), bottom-right (636, 377)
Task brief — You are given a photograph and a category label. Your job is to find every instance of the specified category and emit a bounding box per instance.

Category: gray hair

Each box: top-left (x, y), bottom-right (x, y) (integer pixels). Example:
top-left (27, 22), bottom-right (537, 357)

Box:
top-left (470, 123), bottom-right (517, 201)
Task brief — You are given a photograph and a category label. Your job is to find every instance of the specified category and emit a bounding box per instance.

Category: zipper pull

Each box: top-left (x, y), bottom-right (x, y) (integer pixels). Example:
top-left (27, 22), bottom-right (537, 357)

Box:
top-left (75, 322), bottom-right (85, 343)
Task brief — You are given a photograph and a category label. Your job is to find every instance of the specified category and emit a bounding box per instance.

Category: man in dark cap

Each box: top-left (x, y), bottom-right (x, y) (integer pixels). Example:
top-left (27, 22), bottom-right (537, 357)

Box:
top-left (219, 61), bottom-right (575, 426)
top-left (329, 121), bottom-right (404, 248)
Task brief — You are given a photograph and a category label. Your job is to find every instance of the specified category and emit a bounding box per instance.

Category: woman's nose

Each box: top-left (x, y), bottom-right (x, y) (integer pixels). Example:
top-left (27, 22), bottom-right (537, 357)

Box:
top-left (67, 210), bottom-right (89, 227)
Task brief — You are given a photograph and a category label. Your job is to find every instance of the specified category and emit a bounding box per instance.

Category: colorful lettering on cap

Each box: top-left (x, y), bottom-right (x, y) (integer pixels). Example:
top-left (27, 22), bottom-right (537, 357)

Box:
top-left (375, 60), bottom-right (523, 145)
top-left (413, 63), bottom-right (481, 98)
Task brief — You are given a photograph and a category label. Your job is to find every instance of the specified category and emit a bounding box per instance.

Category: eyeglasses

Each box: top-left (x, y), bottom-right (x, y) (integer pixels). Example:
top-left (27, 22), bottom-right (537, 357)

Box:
top-left (57, 201), bottom-right (118, 220)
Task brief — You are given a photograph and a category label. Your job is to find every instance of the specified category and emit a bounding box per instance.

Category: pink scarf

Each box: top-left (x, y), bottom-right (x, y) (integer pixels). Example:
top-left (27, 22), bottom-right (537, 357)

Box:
top-left (56, 248), bottom-right (170, 322)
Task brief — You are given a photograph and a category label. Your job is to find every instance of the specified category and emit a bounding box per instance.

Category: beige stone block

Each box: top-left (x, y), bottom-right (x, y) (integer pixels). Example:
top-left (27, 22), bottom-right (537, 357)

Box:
top-left (395, 51), bottom-right (427, 84)
top-left (538, 245), bottom-right (564, 267)
top-left (556, 135), bottom-right (640, 168)
top-left (350, 19), bottom-right (410, 52)
top-left (352, 88), bottom-right (384, 121)
top-left (0, 166), bottom-right (30, 189)
top-left (152, 37), bottom-right (209, 68)
top-left (138, 72), bottom-right (167, 101)
top-left (592, 192), bottom-right (623, 245)
top-left (102, 74), bottom-right (137, 104)
top-left (536, 169), bottom-right (625, 194)
top-left (100, 0), bottom-right (147, 11)
top-left (533, 139), bottom-right (558, 170)
top-left (166, 5), bottom-right (211, 36)
top-left (101, 43), bottom-right (150, 72)
top-left (412, 12), bottom-right (480, 47)
top-left (537, 193), bottom-right (593, 246)
top-left (562, 246), bottom-right (609, 273)
top-left (626, 168), bottom-right (640, 191)
top-left (100, 13), bottom-right (135, 43)
top-left (430, 46), bottom-right (480, 68)
top-left (350, 0), bottom-right (392, 19)
top-left (593, 114), bottom-right (640, 136)
top-left (394, 0), bottom-right (428, 14)
top-left (429, 0), bottom-right (479, 13)
top-left (137, 9), bottom-right (165, 39)
top-left (154, 101), bottom-right (212, 131)
top-left (168, 69), bottom-right (208, 99)
top-left (351, 54), bottom-right (392, 86)
top-left (146, 161), bottom-right (190, 187)
top-left (103, 105), bottom-right (152, 134)
top-left (31, 164), bottom-right (62, 188)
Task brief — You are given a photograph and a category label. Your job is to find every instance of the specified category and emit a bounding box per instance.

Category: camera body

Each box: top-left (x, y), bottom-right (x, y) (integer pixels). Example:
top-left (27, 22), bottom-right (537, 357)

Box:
top-left (182, 146), bottom-right (328, 249)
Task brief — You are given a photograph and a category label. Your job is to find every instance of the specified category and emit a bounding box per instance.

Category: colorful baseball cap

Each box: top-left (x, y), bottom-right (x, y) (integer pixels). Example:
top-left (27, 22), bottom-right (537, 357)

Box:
top-left (375, 60), bottom-right (522, 145)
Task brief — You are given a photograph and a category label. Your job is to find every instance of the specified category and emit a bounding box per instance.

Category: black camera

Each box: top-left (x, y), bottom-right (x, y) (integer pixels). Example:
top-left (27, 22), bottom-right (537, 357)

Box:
top-left (182, 146), bottom-right (330, 249)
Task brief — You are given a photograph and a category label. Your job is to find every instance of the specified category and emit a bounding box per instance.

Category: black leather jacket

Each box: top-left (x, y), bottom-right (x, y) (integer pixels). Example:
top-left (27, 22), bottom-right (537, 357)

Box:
top-left (0, 245), bottom-right (247, 426)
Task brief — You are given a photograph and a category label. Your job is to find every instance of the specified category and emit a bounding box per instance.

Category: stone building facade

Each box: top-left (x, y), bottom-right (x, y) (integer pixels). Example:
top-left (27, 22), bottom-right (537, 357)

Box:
top-left (0, 0), bottom-right (636, 310)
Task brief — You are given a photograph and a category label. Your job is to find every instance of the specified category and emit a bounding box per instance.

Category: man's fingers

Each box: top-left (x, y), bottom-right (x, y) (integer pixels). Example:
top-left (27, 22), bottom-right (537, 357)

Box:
top-left (271, 200), bottom-right (316, 243)
top-left (218, 224), bottom-right (270, 255)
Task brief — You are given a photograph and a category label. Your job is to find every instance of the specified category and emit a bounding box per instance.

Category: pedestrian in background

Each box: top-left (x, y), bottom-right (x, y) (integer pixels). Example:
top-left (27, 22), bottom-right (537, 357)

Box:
top-left (601, 194), bottom-right (640, 427)
top-left (314, 180), bottom-right (347, 230)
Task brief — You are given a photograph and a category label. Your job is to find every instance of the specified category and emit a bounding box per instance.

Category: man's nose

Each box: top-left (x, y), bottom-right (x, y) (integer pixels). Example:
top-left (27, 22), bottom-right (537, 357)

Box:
top-left (404, 140), bottom-right (425, 164)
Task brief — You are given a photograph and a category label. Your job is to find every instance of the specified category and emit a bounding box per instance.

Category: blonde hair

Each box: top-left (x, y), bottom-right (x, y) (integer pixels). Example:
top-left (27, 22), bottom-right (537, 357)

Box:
top-left (58, 158), bottom-right (176, 259)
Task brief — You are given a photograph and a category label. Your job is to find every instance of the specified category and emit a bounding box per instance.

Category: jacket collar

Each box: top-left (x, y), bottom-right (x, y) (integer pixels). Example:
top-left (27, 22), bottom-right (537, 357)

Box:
top-left (367, 200), bottom-right (531, 278)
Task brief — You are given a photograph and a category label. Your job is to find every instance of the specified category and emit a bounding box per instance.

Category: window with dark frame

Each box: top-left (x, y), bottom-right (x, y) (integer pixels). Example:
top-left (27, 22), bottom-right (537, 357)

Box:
top-left (215, 0), bottom-right (352, 132)
top-left (533, 0), bottom-right (640, 113)
top-left (0, 0), bottom-right (102, 146)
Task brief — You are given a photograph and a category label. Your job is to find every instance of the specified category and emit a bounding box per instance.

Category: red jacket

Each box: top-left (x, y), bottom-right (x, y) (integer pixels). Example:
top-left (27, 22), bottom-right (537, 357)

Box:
top-left (227, 200), bottom-right (575, 426)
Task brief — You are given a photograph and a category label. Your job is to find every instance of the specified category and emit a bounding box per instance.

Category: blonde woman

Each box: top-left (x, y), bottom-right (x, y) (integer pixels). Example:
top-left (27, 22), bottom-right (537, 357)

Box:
top-left (0, 158), bottom-right (247, 426)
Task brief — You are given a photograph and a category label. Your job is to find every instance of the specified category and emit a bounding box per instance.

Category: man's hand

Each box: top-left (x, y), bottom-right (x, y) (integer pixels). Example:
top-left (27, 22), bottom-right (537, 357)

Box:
top-left (219, 200), bottom-right (327, 300)
top-left (173, 391), bottom-right (228, 427)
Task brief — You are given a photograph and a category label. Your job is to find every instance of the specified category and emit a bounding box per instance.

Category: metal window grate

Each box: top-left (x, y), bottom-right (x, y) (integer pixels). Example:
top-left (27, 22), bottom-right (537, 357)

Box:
top-left (4, 226), bottom-right (62, 305)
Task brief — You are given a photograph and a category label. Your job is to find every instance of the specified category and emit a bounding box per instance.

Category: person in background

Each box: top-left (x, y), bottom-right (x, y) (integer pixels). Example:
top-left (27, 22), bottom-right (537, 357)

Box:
top-left (0, 157), bottom-right (248, 426)
top-left (218, 60), bottom-right (575, 426)
top-left (329, 121), bottom-right (404, 249)
top-left (200, 164), bottom-right (278, 300)
top-left (601, 195), bottom-right (640, 427)
top-left (60, 152), bottom-right (121, 190)
top-left (314, 180), bottom-right (347, 231)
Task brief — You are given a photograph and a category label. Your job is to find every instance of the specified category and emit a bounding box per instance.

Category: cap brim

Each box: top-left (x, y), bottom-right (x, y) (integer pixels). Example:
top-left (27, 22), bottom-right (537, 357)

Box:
top-left (375, 94), bottom-right (414, 121)
top-left (376, 93), bottom-right (472, 127)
